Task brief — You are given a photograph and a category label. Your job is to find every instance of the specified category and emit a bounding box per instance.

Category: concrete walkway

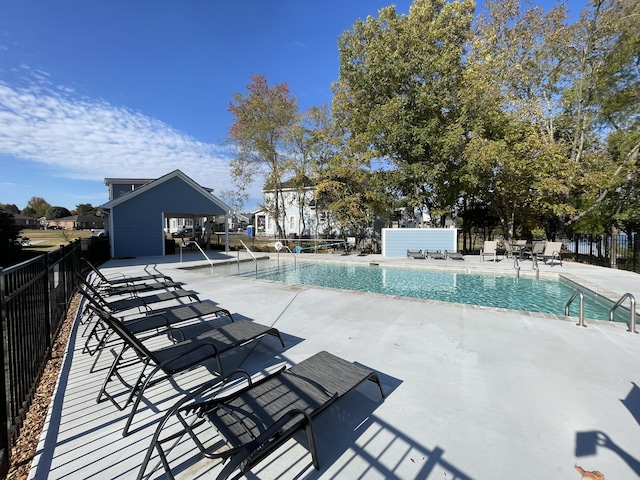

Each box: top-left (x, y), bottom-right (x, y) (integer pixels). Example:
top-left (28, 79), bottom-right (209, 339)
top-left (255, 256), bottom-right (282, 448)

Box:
top-left (28, 251), bottom-right (640, 479)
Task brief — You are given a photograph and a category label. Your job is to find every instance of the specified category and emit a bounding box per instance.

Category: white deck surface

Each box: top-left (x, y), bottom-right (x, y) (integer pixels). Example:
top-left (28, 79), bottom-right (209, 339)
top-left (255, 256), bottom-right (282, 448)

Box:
top-left (28, 250), bottom-right (640, 480)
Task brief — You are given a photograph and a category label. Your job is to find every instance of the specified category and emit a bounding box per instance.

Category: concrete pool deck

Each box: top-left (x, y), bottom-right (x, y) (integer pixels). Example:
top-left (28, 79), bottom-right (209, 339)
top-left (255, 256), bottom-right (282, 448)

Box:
top-left (29, 251), bottom-right (640, 479)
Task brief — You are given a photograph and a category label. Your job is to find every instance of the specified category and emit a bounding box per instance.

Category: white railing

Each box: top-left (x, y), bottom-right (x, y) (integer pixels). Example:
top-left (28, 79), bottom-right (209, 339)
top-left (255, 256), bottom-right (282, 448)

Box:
top-left (239, 240), bottom-right (258, 275)
top-left (179, 241), bottom-right (214, 273)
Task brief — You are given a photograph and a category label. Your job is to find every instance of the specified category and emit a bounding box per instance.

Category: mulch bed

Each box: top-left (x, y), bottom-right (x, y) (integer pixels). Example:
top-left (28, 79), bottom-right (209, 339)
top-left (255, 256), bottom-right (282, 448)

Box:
top-left (7, 295), bottom-right (80, 480)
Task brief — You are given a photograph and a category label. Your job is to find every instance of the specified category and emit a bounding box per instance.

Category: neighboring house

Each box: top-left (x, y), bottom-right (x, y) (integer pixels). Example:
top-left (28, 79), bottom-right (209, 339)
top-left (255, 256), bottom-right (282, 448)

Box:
top-left (100, 169), bottom-right (231, 258)
top-left (47, 215), bottom-right (104, 230)
top-left (5, 212), bottom-right (39, 229)
top-left (254, 180), bottom-right (339, 238)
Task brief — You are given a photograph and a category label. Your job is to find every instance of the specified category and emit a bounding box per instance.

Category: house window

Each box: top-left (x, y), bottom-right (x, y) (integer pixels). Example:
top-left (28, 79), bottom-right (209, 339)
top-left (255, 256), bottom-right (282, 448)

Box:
top-left (289, 216), bottom-right (296, 232)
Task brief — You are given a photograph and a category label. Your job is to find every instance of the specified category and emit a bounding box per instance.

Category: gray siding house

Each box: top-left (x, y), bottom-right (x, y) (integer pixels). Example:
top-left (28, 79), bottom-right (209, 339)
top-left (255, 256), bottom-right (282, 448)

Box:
top-left (99, 170), bottom-right (230, 258)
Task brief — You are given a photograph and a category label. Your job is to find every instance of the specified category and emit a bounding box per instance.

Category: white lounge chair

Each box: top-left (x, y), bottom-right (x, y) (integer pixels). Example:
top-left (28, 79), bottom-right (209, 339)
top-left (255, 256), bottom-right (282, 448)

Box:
top-left (522, 241), bottom-right (546, 261)
top-left (480, 241), bottom-right (498, 262)
top-left (539, 241), bottom-right (563, 266)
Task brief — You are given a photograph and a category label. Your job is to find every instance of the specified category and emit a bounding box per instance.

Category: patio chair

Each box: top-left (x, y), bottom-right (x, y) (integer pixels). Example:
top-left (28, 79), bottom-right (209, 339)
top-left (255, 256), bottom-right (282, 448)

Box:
top-left (539, 241), bottom-right (563, 266)
top-left (83, 301), bottom-right (234, 373)
top-left (480, 241), bottom-right (498, 262)
top-left (522, 241), bottom-right (546, 261)
top-left (87, 306), bottom-right (285, 436)
top-left (426, 250), bottom-right (446, 260)
top-left (407, 249), bottom-right (425, 259)
top-left (503, 241), bottom-right (515, 259)
top-left (137, 350), bottom-right (385, 480)
top-left (82, 258), bottom-right (173, 287)
top-left (445, 250), bottom-right (464, 260)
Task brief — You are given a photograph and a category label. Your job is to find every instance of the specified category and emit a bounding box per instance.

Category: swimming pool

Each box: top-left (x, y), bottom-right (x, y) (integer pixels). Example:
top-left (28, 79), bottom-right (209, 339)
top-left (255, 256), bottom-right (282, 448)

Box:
top-left (228, 260), bottom-right (624, 322)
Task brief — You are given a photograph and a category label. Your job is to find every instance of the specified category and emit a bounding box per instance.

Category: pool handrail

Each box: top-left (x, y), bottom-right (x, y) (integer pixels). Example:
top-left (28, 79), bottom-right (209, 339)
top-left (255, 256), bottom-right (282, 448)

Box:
top-left (238, 240), bottom-right (258, 275)
top-left (609, 293), bottom-right (636, 333)
top-left (179, 240), bottom-right (214, 273)
top-left (281, 245), bottom-right (297, 268)
top-left (565, 289), bottom-right (585, 327)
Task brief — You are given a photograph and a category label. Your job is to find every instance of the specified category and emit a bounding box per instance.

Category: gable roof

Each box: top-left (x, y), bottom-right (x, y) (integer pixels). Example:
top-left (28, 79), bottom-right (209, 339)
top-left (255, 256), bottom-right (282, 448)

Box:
top-left (49, 215), bottom-right (103, 223)
top-left (100, 169), bottom-right (230, 212)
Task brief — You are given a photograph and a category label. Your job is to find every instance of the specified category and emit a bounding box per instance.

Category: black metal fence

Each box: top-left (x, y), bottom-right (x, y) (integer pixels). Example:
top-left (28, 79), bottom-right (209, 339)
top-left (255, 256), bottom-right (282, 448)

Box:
top-left (566, 233), bottom-right (639, 273)
top-left (0, 237), bottom-right (109, 476)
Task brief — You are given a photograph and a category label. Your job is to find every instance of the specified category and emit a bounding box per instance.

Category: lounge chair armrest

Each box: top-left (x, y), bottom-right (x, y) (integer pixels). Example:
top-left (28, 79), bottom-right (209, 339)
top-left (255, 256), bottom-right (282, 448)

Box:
top-left (138, 325), bottom-right (186, 342)
top-left (137, 369), bottom-right (255, 480)
top-left (217, 408), bottom-right (322, 480)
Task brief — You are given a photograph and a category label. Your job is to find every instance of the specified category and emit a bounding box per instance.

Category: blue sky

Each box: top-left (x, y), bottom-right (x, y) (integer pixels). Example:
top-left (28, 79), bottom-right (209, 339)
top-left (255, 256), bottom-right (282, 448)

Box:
top-left (0, 0), bottom-right (584, 213)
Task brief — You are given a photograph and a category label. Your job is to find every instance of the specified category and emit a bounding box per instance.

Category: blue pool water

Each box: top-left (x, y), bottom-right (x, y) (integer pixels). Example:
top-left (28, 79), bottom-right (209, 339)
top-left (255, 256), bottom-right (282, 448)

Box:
top-left (236, 261), bottom-right (624, 322)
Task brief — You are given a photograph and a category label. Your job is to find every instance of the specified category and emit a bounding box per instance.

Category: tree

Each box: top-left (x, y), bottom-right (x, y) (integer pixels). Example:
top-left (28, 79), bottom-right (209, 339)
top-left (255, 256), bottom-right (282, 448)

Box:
top-left (75, 203), bottom-right (98, 216)
top-left (295, 104), bottom-right (377, 235)
top-left (333, 0), bottom-right (475, 227)
top-left (26, 196), bottom-right (50, 219)
top-left (0, 211), bottom-right (22, 267)
top-left (0, 203), bottom-right (20, 214)
top-left (461, 0), bottom-right (574, 240)
top-left (228, 74), bottom-right (298, 239)
top-left (45, 206), bottom-right (71, 220)
top-left (559, 0), bottom-right (640, 238)
top-left (21, 206), bottom-right (36, 216)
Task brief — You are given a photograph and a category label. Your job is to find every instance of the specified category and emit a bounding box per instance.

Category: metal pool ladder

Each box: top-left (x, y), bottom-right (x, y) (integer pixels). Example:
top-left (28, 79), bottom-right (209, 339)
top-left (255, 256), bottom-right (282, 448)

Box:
top-left (566, 289), bottom-right (585, 327)
top-left (566, 290), bottom-right (637, 333)
top-left (609, 293), bottom-right (637, 333)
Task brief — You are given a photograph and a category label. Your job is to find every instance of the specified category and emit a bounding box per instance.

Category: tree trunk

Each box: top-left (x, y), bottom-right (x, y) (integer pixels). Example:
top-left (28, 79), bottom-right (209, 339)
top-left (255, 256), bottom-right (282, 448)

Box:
top-left (610, 224), bottom-right (618, 269)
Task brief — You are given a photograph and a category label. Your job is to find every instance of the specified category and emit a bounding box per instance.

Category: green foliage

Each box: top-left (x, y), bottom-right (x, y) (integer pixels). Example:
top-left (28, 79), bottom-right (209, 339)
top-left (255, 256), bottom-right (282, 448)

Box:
top-left (228, 74), bottom-right (298, 237)
top-left (0, 203), bottom-right (20, 214)
top-left (26, 196), bottom-right (50, 219)
top-left (333, 0), bottom-right (474, 223)
top-left (223, 0), bottom-right (638, 241)
top-left (0, 211), bottom-right (22, 267)
top-left (75, 203), bottom-right (97, 216)
top-left (45, 206), bottom-right (72, 220)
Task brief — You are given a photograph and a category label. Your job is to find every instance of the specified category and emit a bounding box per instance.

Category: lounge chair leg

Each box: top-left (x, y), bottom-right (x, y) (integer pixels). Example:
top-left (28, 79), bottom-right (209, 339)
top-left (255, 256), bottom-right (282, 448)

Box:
top-left (305, 421), bottom-right (320, 470)
top-left (97, 346), bottom-right (128, 404)
top-left (122, 365), bottom-right (162, 436)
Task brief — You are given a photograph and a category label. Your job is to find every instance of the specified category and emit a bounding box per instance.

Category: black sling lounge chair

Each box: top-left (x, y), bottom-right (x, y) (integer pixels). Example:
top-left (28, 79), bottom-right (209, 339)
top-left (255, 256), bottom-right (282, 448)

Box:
top-left (83, 257), bottom-right (173, 287)
top-left (76, 272), bottom-right (182, 296)
top-left (426, 249), bottom-right (446, 260)
top-left (407, 249), bottom-right (425, 259)
top-left (77, 275), bottom-right (200, 316)
top-left (88, 306), bottom-right (285, 436)
top-left (137, 351), bottom-right (385, 480)
top-left (82, 301), bottom-right (234, 373)
top-left (445, 250), bottom-right (465, 260)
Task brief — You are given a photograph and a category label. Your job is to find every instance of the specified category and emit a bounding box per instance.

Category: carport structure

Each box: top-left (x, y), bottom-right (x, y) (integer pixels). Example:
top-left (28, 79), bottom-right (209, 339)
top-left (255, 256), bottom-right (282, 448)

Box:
top-left (99, 170), bottom-right (231, 258)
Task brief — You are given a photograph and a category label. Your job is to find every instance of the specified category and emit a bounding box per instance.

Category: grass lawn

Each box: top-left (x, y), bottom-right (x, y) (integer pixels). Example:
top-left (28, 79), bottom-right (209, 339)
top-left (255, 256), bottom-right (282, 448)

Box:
top-left (19, 229), bottom-right (93, 252)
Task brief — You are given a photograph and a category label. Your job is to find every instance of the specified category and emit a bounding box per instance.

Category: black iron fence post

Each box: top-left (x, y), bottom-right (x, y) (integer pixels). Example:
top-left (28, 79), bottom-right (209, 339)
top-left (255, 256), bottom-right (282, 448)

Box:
top-left (631, 232), bottom-right (640, 272)
top-left (0, 266), bottom-right (8, 478)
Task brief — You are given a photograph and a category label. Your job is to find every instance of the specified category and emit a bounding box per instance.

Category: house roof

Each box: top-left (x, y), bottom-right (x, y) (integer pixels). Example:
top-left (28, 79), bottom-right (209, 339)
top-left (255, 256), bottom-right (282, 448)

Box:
top-left (103, 177), bottom-right (154, 186)
top-left (263, 176), bottom-right (315, 192)
top-left (3, 212), bottom-right (37, 221)
top-left (100, 169), bottom-right (231, 212)
top-left (49, 215), bottom-right (103, 223)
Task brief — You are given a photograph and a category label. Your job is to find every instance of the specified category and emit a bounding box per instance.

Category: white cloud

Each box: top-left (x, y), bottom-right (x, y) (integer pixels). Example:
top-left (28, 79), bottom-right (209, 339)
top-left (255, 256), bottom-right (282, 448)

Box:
top-left (0, 73), bottom-right (264, 202)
